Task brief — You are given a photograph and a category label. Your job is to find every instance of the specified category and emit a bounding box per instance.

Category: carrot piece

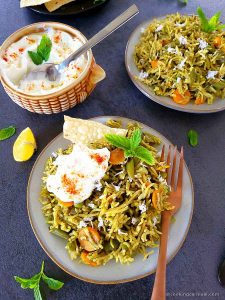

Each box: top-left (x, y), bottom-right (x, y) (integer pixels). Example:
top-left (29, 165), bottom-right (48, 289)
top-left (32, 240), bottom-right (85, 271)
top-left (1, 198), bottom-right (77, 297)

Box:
top-left (214, 36), bottom-right (222, 48)
top-left (151, 60), bottom-right (158, 68)
top-left (58, 200), bottom-right (74, 207)
top-left (88, 227), bottom-right (101, 243)
top-left (195, 97), bottom-right (205, 105)
top-left (161, 40), bottom-right (169, 46)
top-left (78, 227), bottom-right (101, 252)
top-left (172, 89), bottom-right (191, 105)
top-left (109, 148), bottom-right (125, 165)
top-left (81, 251), bottom-right (97, 267)
top-left (152, 190), bottom-right (160, 209)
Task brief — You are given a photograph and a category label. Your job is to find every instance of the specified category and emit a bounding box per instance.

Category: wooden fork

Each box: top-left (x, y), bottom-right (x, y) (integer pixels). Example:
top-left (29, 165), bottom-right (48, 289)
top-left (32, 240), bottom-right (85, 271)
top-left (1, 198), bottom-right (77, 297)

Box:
top-left (151, 145), bottom-right (184, 300)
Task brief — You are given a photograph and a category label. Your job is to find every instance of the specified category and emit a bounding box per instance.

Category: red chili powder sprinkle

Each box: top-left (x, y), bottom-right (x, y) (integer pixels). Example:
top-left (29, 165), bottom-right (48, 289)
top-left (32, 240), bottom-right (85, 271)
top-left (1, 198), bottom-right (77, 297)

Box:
top-left (54, 34), bottom-right (61, 43)
top-left (90, 154), bottom-right (105, 164)
top-left (61, 174), bottom-right (78, 195)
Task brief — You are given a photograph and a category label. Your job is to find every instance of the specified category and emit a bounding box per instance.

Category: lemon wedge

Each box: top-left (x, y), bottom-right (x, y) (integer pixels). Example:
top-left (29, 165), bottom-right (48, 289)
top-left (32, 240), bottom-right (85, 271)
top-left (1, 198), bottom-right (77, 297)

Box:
top-left (13, 127), bottom-right (37, 162)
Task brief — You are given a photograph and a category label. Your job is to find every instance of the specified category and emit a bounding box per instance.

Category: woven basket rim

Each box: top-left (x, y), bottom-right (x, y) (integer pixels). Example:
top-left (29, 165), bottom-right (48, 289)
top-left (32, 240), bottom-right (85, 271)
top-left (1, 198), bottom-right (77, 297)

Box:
top-left (0, 21), bottom-right (93, 100)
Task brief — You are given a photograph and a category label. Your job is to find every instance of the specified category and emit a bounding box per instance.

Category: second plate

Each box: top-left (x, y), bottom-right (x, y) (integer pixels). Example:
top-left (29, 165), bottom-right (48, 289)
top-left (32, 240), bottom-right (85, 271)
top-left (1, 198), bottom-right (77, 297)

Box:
top-left (125, 19), bottom-right (225, 114)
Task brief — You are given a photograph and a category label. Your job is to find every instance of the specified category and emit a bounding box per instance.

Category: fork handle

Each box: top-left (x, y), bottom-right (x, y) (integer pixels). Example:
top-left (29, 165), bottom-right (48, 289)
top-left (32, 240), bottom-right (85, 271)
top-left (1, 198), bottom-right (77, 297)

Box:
top-left (151, 211), bottom-right (171, 300)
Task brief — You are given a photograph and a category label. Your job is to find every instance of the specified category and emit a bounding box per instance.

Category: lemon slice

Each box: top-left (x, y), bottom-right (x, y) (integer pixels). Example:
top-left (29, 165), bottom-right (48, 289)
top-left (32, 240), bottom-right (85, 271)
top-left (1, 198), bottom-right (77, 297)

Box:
top-left (13, 127), bottom-right (37, 162)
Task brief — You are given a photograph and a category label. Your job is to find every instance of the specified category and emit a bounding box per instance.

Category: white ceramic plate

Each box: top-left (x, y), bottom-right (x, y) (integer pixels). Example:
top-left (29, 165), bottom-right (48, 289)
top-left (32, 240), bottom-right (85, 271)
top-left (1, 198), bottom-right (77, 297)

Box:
top-left (27, 116), bottom-right (194, 284)
top-left (125, 19), bottom-right (225, 114)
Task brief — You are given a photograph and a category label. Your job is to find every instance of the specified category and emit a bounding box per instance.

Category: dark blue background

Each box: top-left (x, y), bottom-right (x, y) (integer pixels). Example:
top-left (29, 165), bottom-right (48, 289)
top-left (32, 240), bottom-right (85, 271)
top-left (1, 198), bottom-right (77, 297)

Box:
top-left (0, 0), bottom-right (225, 299)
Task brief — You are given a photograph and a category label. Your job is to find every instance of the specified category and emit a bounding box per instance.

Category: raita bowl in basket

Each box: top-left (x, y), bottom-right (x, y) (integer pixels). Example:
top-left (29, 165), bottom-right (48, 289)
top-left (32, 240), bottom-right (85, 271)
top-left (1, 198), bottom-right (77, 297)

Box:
top-left (0, 22), bottom-right (105, 114)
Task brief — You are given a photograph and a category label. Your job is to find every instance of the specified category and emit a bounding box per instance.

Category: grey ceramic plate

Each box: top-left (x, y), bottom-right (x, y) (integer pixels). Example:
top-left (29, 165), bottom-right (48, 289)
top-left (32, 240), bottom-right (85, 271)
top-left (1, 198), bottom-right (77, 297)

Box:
top-left (125, 19), bottom-right (225, 114)
top-left (27, 116), bottom-right (194, 284)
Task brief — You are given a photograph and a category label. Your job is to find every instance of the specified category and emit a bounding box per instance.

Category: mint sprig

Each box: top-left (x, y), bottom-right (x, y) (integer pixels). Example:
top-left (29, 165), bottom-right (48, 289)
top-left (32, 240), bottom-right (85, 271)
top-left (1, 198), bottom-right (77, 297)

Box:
top-left (0, 126), bottom-right (16, 141)
top-left (105, 128), bottom-right (155, 165)
top-left (197, 7), bottom-right (225, 33)
top-left (28, 35), bottom-right (52, 65)
top-left (14, 261), bottom-right (64, 300)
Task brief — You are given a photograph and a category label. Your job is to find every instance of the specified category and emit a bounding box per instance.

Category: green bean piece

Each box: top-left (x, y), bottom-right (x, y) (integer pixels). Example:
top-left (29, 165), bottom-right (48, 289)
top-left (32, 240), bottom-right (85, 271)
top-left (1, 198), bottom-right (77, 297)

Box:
top-left (51, 229), bottom-right (69, 240)
top-left (126, 158), bottom-right (135, 179)
top-left (74, 203), bottom-right (83, 208)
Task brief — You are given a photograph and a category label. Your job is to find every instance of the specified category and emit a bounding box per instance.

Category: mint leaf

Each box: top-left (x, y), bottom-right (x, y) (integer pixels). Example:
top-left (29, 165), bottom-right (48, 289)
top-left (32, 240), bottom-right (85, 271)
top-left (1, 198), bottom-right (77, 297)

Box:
top-left (178, 0), bottom-right (188, 4)
top-left (42, 273), bottom-right (64, 291)
top-left (197, 7), bottom-right (225, 33)
top-left (105, 134), bottom-right (130, 150)
top-left (135, 146), bottom-right (155, 165)
top-left (28, 51), bottom-right (43, 65)
top-left (14, 275), bottom-right (39, 289)
top-left (208, 11), bottom-right (221, 27)
top-left (124, 149), bottom-right (136, 158)
top-left (34, 286), bottom-right (42, 300)
top-left (197, 7), bottom-right (210, 32)
top-left (130, 128), bottom-right (142, 150)
top-left (37, 35), bottom-right (52, 61)
top-left (188, 130), bottom-right (198, 147)
top-left (0, 126), bottom-right (16, 141)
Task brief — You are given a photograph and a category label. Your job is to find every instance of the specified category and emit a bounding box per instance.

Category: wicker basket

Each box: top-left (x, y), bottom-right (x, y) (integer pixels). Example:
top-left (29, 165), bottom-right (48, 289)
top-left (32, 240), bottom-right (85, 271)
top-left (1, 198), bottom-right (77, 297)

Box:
top-left (0, 22), bottom-right (105, 114)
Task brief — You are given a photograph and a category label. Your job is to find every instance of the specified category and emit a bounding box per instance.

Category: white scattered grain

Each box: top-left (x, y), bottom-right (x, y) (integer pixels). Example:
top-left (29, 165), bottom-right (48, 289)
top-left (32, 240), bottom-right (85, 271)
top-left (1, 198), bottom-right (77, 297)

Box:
top-left (139, 70), bottom-right (148, 79)
top-left (118, 229), bottom-right (127, 235)
top-left (139, 202), bottom-right (147, 214)
top-left (178, 35), bottom-right (187, 45)
top-left (131, 217), bottom-right (138, 225)
top-left (98, 217), bottom-right (104, 228)
top-left (206, 70), bottom-right (218, 79)
top-left (167, 47), bottom-right (178, 54)
top-left (198, 38), bottom-right (208, 50)
top-left (77, 220), bottom-right (87, 229)
top-left (51, 152), bottom-right (57, 158)
top-left (177, 58), bottom-right (187, 70)
top-left (175, 22), bottom-right (186, 27)
top-left (88, 203), bottom-right (96, 209)
top-left (155, 24), bottom-right (163, 32)
top-left (112, 183), bottom-right (121, 192)
top-left (158, 174), bottom-right (167, 185)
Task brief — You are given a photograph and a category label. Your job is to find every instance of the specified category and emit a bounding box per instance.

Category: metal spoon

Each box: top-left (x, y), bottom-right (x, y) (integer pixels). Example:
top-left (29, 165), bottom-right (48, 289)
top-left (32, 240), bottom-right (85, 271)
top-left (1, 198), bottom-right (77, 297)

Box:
top-left (26, 4), bottom-right (139, 82)
top-left (218, 258), bottom-right (225, 287)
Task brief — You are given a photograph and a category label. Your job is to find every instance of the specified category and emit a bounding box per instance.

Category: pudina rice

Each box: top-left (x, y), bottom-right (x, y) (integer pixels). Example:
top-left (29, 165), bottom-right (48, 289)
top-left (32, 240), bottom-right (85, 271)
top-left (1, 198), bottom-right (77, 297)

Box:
top-left (134, 13), bottom-right (225, 105)
top-left (40, 121), bottom-right (171, 266)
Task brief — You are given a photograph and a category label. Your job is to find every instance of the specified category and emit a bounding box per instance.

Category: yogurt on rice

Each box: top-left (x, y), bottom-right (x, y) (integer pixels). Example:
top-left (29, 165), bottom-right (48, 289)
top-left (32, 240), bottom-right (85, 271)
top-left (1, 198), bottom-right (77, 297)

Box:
top-left (0, 27), bottom-right (87, 95)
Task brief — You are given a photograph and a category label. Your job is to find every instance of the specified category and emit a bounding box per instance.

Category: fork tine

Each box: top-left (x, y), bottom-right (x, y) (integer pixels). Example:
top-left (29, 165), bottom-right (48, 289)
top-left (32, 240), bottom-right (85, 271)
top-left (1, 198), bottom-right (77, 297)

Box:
top-left (160, 145), bottom-right (165, 162)
top-left (170, 146), bottom-right (177, 189)
top-left (166, 145), bottom-right (171, 183)
top-left (176, 147), bottom-right (184, 190)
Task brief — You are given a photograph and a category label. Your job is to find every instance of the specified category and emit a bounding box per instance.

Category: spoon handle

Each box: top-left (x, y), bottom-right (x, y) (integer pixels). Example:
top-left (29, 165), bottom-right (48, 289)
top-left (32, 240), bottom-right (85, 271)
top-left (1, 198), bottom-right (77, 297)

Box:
top-left (58, 4), bottom-right (139, 71)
